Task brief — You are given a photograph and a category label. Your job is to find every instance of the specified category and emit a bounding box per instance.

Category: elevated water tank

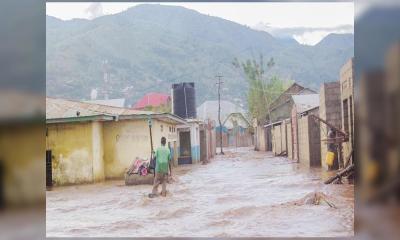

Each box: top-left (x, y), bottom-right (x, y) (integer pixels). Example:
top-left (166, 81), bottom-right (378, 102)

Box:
top-left (172, 82), bottom-right (197, 119)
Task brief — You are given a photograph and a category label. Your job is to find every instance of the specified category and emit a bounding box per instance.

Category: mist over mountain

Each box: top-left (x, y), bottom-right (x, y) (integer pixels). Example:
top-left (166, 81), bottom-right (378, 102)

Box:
top-left (46, 4), bottom-right (354, 106)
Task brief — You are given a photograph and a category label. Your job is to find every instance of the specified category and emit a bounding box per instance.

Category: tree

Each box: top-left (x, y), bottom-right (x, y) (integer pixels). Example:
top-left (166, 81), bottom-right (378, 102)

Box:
top-left (233, 54), bottom-right (289, 124)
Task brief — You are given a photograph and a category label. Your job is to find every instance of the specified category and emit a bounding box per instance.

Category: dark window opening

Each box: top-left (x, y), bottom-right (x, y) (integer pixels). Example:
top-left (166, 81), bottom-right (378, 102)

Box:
top-left (343, 99), bottom-right (349, 134)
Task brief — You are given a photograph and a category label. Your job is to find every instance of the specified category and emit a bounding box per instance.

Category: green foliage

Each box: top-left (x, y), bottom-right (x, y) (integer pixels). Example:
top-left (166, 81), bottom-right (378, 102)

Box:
top-left (233, 55), bottom-right (290, 123)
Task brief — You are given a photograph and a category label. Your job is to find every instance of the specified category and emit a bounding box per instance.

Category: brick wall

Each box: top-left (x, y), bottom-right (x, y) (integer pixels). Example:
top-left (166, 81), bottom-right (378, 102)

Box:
top-left (319, 82), bottom-right (342, 170)
top-left (340, 58), bottom-right (355, 166)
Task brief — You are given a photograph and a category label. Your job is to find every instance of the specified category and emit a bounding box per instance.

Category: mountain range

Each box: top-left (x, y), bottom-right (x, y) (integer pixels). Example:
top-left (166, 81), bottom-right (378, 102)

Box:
top-left (46, 4), bottom-right (354, 107)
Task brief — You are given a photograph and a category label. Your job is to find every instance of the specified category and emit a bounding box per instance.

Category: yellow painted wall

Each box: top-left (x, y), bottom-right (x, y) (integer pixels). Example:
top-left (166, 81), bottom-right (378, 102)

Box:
top-left (46, 122), bottom-right (101, 185)
top-left (92, 121), bottom-right (104, 182)
top-left (103, 119), bottom-right (178, 179)
top-left (0, 124), bottom-right (45, 206)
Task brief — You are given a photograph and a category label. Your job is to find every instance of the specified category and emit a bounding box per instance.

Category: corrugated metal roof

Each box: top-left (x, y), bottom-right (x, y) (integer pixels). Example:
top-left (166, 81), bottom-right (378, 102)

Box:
top-left (47, 97), bottom-right (152, 120)
top-left (292, 94), bottom-right (320, 113)
top-left (46, 97), bottom-right (187, 125)
top-left (85, 98), bottom-right (126, 108)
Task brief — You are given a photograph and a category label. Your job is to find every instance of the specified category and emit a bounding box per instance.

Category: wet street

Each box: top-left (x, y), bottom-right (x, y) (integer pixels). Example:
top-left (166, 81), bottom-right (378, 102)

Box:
top-left (46, 147), bottom-right (354, 237)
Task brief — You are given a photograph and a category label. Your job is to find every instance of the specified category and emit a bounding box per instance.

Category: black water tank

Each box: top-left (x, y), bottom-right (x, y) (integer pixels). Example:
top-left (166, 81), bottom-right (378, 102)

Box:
top-left (172, 82), bottom-right (197, 119)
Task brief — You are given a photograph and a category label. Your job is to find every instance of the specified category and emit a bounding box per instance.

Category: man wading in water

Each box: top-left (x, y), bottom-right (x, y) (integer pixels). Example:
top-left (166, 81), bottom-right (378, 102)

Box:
top-left (149, 137), bottom-right (171, 198)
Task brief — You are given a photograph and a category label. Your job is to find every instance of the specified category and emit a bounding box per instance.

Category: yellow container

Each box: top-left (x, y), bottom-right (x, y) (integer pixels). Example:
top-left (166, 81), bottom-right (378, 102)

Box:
top-left (326, 151), bottom-right (335, 167)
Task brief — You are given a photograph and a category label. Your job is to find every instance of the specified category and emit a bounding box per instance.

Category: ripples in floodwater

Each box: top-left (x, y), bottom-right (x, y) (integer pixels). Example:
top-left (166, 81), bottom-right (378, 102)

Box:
top-left (46, 147), bottom-right (354, 237)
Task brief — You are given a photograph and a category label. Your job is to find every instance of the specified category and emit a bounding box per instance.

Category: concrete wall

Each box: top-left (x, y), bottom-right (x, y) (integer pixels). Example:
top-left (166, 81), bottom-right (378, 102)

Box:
top-left (272, 123), bottom-right (282, 155)
top-left (103, 119), bottom-right (178, 179)
top-left (291, 107), bottom-right (299, 161)
top-left (1, 124), bottom-right (45, 205)
top-left (340, 58), bottom-right (355, 166)
top-left (92, 122), bottom-right (105, 182)
top-left (281, 120), bottom-right (288, 154)
top-left (255, 126), bottom-right (266, 151)
top-left (319, 82), bottom-right (342, 170)
top-left (47, 122), bottom-right (102, 185)
top-left (298, 108), bottom-right (321, 167)
top-left (287, 122), bottom-right (293, 159)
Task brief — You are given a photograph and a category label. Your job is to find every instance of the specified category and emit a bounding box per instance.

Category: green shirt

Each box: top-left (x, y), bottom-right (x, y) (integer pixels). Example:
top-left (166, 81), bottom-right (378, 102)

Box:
top-left (155, 145), bottom-right (171, 173)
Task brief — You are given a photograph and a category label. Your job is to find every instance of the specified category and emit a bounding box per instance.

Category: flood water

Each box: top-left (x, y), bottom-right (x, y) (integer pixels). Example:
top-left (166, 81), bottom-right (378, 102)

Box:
top-left (46, 147), bottom-right (354, 237)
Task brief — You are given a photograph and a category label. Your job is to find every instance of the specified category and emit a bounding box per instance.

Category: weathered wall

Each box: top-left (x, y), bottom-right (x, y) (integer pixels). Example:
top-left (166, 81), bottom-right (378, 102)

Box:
top-left (308, 111), bottom-right (321, 167)
top-left (92, 121), bottom-right (104, 182)
top-left (0, 124), bottom-right (45, 205)
top-left (47, 122), bottom-right (98, 185)
top-left (281, 120), bottom-right (288, 154)
top-left (340, 58), bottom-right (355, 166)
top-left (298, 116), bottom-right (310, 166)
top-left (103, 119), bottom-right (178, 179)
top-left (272, 124), bottom-right (282, 155)
top-left (287, 122), bottom-right (293, 159)
top-left (298, 108), bottom-right (321, 167)
top-left (255, 126), bottom-right (266, 151)
top-left (291, 107), bottom-right (299, 161)
top-left (319, 82), bottom-right (342, 170)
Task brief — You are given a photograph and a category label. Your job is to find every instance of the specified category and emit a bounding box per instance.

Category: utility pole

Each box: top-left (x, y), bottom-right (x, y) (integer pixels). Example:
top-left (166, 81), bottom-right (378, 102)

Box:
top-left (216, 75), bottom-right (224, 155)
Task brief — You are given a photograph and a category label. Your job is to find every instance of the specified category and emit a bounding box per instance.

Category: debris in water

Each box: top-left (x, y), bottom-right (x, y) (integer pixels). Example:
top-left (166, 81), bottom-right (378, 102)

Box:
top-left (287, 191), bottom-right (337, 208)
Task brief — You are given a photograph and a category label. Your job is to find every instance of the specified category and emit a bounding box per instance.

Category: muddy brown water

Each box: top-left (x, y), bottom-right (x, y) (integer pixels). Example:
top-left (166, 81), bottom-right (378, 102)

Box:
top-left (46, 147), bottom-right (354, 237)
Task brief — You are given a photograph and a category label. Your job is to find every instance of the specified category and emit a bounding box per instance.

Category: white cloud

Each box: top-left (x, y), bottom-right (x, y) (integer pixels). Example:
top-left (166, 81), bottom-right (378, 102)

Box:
top-left (85, 3), bottom-right (104, 20)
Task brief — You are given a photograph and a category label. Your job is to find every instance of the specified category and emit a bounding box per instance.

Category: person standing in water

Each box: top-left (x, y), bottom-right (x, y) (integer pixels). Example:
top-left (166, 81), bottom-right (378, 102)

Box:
top-left (149, 137), bottom-right (171, 197)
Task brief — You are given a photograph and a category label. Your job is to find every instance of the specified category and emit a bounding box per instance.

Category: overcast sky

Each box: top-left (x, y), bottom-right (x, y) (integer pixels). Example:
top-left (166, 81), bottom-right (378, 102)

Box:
top-left (46, 2), bottom-right (354, 46)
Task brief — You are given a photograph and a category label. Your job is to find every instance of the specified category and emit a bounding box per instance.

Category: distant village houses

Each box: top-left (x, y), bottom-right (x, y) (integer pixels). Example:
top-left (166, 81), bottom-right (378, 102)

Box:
top-left (197, 100), bottom-right (253, 148)
top-left (254, 58), bottom-right (355, 176)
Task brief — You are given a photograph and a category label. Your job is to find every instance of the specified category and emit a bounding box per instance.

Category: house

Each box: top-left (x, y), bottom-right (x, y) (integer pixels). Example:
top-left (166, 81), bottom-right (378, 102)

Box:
top-left (219, 112), bottom-right (253, 148)
top-left (46, 97), bottom-right (186, 186)
top-left (133, 92), bottom-right (171, 110)
top-left (257, 83), bottom-right (316, 152)
top-left (296, 106), bottom-right (321, 167)
top-left (197, 100), bottom-right (248, 148)
top-left (85, 98), bottom-right (126, 108)
top-left (289, 94), bottom-right (320, 162)
top-left (270, 119), bottom-right (290, 156)
top-left (285, 94), bottom-right (320, 167)
top-left (268, 83), bottom-right (316, 123)
top-left (319, 82), bottom-right (342, 170)
top-left (340, 58), bottom-right (355, 167)
top-left (175, 119), bottom-right (216, 165)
